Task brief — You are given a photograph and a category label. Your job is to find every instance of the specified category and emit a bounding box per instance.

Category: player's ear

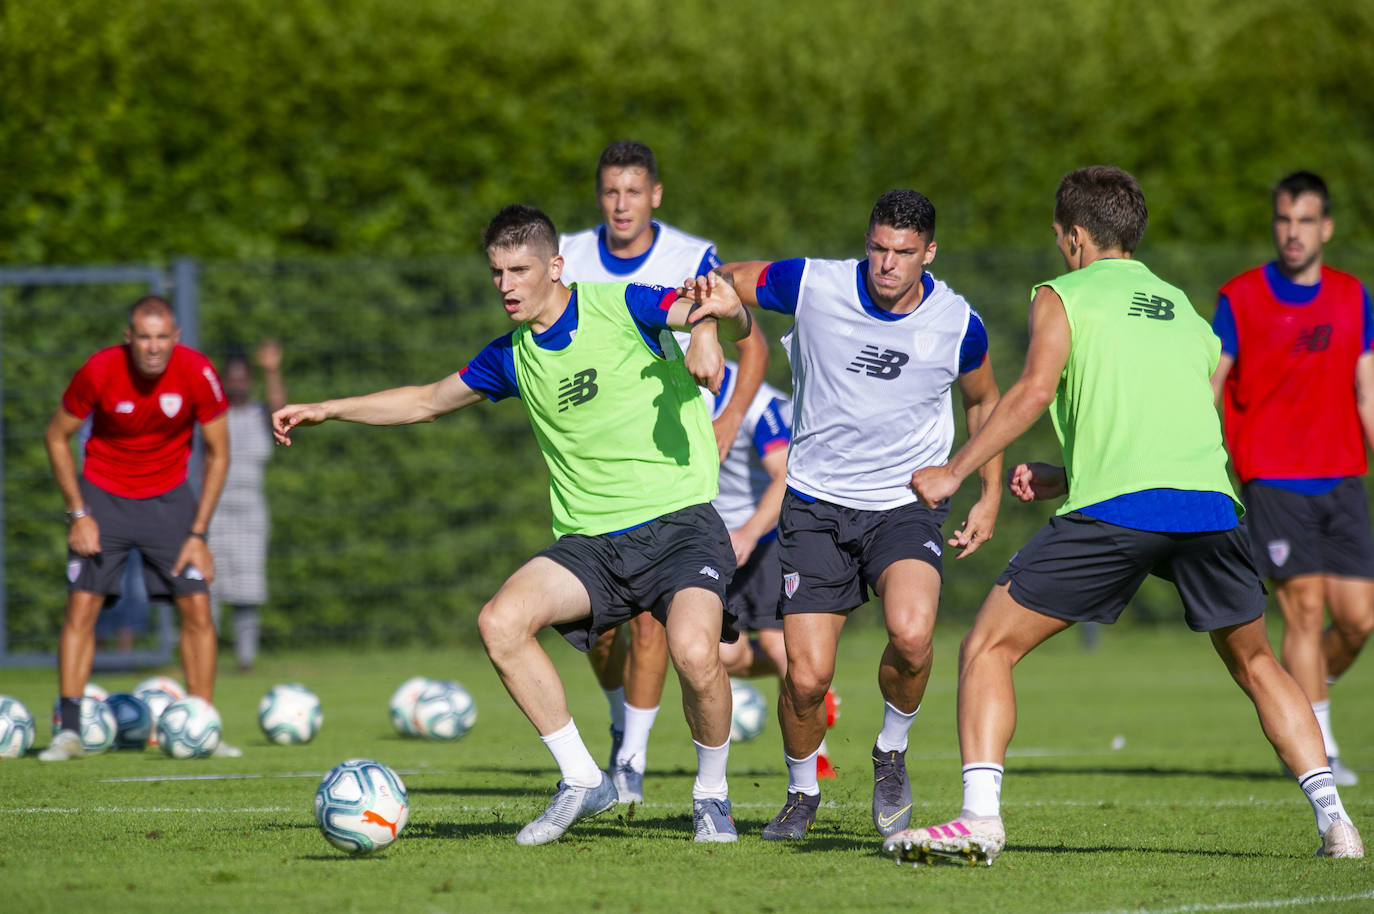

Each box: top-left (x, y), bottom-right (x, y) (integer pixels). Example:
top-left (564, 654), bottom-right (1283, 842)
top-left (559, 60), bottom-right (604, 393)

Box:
top-left (124, 326), bottom-right (133, 344)
top-left (549, 253), bottom-right (564, 282)
top-left (923, 239), bottom-right (938, 267)
top-left (1321, 216), bottom-right (1334, 245)
top-left (651, 183), bottom-right (663, 210)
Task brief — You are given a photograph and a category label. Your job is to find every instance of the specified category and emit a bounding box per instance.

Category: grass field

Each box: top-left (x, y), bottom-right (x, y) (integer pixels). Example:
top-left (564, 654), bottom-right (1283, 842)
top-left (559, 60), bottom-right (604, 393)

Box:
top-left (2, 619), bottom-right (1371, 913)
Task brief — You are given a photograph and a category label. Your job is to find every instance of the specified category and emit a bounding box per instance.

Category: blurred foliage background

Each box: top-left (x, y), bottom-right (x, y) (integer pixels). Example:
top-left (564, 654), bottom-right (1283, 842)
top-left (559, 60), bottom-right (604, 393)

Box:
top-left (2, 0), bottom-right (1372, 649)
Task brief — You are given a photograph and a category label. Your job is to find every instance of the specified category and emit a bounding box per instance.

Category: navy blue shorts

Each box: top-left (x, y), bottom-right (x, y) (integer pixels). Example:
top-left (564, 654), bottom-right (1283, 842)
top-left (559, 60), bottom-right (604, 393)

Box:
top-left (1242, 479), bottom-right (1374, 580)
top-left (541, 503), bottom-right (736, 652)
top-left (68, 479), bottom-right (209, 599)
top-left (726, 536), bottom-right (783, 634)
top-left (778, 491), bottom-right (948, 615)
top-left (998, 513), bottom-right (1266, 632)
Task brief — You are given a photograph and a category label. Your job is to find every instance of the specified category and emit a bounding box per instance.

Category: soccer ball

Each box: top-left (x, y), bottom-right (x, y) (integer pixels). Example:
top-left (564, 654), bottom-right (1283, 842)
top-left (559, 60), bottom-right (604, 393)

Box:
top-left (49, 696), bottom-right (117, 753)
top-left (389, 676), bottom-right (433, 737)
top-left (314, 758), bottom-right (409, 854)
top-left (258, 683), bottom-right (323, 745)
top-left (132, 676), bottom-right (186, 701)
top-left (411, 679), bottom-right (477, 740)
top-left (729, 680), bottom-right (768, 743)
top-left (157, 696), bottom-right (222, 759)
top-left (50, 682), bottom-right (110, 731)
top-left (106, 693), bottom-right (153, 749)
top-left (133, 683), bottom-right (181, 747)
top-left (0, 696), bottom-right (36, 759)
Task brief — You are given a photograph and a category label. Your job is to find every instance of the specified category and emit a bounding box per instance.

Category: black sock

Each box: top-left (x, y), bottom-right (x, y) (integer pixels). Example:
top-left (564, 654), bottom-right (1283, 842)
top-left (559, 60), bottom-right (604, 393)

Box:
top-left (59, 696), bottom-right (82, 732)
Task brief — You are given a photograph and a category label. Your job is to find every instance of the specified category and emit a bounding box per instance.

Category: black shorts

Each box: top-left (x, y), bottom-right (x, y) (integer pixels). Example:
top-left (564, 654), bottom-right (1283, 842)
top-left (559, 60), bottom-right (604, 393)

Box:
top-left (1242, 479), bottom-right (1374, 580)
top-left (998, 513), bottom-right (1265, 632)
top-left (68, 479), bottom-right (209, 599)
top-left (726, 536), bottom-right (783, 635)
top-left (541, 503), bottom-right (736, 652)
top-left (778, 491), bottom-right (949, 615)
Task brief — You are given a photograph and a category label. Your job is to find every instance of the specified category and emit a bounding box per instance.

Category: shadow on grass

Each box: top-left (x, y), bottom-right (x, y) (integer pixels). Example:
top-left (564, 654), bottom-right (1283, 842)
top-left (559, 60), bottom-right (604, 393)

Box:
top-left (1014, 764), bottom-right (1284, 782)
top-left (1007, 842), bottom-right (1275, 860)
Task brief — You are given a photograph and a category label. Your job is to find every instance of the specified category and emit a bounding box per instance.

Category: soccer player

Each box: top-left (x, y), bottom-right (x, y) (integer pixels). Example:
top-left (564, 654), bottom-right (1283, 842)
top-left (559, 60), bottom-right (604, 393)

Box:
top-left (560, 140), bottom-right (770, 800)
top-left (697, 189), bottom-right (1004, 840)
top-left (272, 205), bottom-right (751, 844)
top-left (1211, 171), bottom-right (1373, 787)
top-left (706, 360), bottom-right (840, 778)
top-left (891, 166), bottom-right (1364, 865)
top-left (41, 296), bottom-right (237, 760)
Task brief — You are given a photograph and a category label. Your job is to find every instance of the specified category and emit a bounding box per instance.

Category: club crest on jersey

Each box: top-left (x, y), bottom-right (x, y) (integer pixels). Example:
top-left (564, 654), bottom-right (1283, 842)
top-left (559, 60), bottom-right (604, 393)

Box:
top-left (115, 401), bottom-right (135, 414)
top-left (67, 560), bottom-right (82, 583)
top-left (783, 572), bottom-right (800, 598)
top-left (159, 393), bottom-right (183, 418)
top-left (912, 332), bottom-right (938, 360)
top-left (1267, 539), bottom-right (1290, 567)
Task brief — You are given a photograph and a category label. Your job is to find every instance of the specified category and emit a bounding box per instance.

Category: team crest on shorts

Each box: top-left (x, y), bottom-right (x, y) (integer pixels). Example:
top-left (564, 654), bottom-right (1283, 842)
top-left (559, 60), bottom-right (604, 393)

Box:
top-left (159, 393), bottom-right (183, 417)
top-left (67, 559), bottom-right (82, 583)
top-left (1268, 539), bottom-right (1290, 567)
top-left (783, 572), bottom-right (800, 598)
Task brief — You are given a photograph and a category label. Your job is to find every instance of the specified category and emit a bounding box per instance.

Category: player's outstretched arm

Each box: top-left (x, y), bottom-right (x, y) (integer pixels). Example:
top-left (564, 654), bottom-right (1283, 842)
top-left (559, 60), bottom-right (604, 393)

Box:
top-left (272, 371), bottom-right (484, 446)
top-left (714, 262), bottom-right (771, 308)
top-left (1210, 352), bottom-right (1234, 407)
top-left (910, 285), bottom-right (1071, 510)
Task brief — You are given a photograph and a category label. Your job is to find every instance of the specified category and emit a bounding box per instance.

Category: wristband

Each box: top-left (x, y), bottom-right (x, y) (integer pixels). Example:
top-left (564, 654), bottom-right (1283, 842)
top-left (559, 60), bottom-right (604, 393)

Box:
top-left (65, 507), bottom-right (90, 524)
top-left (189, 531), bottom-right (208, 540)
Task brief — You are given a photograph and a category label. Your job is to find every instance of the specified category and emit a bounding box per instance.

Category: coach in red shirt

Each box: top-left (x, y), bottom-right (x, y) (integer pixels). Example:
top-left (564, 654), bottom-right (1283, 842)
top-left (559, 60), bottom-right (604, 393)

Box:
top-left (40, 295), bottom-right (234, 760)
top-left (1211, 171), bottom-right (1374, 787)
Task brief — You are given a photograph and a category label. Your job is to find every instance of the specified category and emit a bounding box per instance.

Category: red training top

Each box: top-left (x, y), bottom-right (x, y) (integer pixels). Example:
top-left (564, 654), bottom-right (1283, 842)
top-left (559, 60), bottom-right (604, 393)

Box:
top-left (1221, 264), bottom-right (1367, 481)
top-left (62, 344), bottom-right (228, 499)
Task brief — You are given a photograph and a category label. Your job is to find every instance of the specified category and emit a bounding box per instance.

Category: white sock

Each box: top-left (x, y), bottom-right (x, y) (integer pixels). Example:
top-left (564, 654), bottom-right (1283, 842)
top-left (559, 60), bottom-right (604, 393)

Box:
top-left (785, 748), bottom-right (820, 796)
top-left (1311, 700), bottom-right (1340, 757)
top-left (875, 701), bottom-right (919, 753)
top-left (1298, 766), bottom-right (1351, 835)
top-left (692, 738), bottom-right (730, 800)
top-left (539, 719), bottom-right (602, 788)
top-left (617, 703), bottom-right (658, 771)
top-left (961, 762), bottom-right (1004, 818)
top-left (604, 687), bottom-right (626, 732)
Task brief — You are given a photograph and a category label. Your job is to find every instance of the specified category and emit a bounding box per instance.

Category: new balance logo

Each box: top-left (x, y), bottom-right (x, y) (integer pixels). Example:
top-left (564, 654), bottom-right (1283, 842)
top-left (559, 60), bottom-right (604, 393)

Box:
top-left (1293, 325), bottom-right (1332, 353)
top-left (923, 540), bottom-right (943, 557)
top-left (557, 369), bottom-right (599, 412)
top-left (1127, 292), bottom-right (1175, 320)
top-left (698, 565), bottom-right (720, 581)
top-left (847, 345), bottom-right (909, 378)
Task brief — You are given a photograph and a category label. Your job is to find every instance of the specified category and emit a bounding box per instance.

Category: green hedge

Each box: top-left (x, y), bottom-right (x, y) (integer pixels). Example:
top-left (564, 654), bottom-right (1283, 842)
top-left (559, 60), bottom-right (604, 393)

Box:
top-left (2, 0), bottom-right (1372, 264)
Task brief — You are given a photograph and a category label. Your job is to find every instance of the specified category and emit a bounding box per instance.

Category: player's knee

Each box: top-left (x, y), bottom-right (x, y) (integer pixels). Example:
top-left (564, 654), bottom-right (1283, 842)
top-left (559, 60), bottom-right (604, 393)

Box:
top-left (887, 628), bottom-right (934, 673)
top-left (784, 663), bottom-right (833, 710)
top-left (477, 600), bottom-right (525, 654)
top-left (669, 635), bottom-right (719, 686)
top-left (1332, 612), bottom-right (1374, 646)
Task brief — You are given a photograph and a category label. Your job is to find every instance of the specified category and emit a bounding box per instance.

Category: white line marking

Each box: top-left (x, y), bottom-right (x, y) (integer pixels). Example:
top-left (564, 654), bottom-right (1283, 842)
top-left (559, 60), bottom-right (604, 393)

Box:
top-left (1070, 890), bottom-right (1374, 914)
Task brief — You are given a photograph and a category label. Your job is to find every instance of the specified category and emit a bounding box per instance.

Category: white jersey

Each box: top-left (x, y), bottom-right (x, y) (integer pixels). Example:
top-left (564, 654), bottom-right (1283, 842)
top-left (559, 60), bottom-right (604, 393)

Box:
top-left (701, 362), bottom-right (791, 530)
top-left (783, 259), bottom-right (974, 510)
top-left (560, 221), bottom-right (719, 353)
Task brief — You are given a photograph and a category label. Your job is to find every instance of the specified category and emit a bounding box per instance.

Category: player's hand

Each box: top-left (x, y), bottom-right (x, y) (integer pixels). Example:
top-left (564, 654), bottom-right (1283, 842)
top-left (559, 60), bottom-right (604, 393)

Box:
top-left (1006, 462), bottom-right (1067, 502)
top-left (949, 497), bottom-right (997, 559)
top-left (172, 534), bottom-right (215, 584)
top-left (909, 464), bottom-right (960, 508)
top-left (712, 411), bottom-right (743, 463)
top-left (685, 331), bottom-right (725, 395)
top-left (67, 514), bottom-right (101, 556)
top-left (272, 403), bottom-right (328, 445)
top-left (256, 339), bottom-right (283, 372)
top-left (682, 272), bottom-right (745, 325)
top-left (729, 528), bottom-right (759, 566)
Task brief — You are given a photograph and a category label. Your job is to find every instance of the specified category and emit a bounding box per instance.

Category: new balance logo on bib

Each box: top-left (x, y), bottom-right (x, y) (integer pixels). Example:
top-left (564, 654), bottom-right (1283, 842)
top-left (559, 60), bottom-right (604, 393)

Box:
top-left (847, 345), bottom-right (909, 379)
top-left (557, 369), bottom-right (599, 412)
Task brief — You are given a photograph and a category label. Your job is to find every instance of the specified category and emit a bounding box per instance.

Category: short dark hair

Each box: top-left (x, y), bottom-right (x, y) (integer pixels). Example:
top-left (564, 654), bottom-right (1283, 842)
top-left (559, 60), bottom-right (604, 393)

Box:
top-left (1053, 166), bottom-right (1148, 252)
top-left (129, 295), bottom-right (175, 327)
top-left (869, 189), bottom-right (936, 238)
top-left (482, 205), bottom-right (559, 258)
top-left (1274, 170), bottom-right (1329, 215)
top-left (596, 140), bottom-right (658, 187)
